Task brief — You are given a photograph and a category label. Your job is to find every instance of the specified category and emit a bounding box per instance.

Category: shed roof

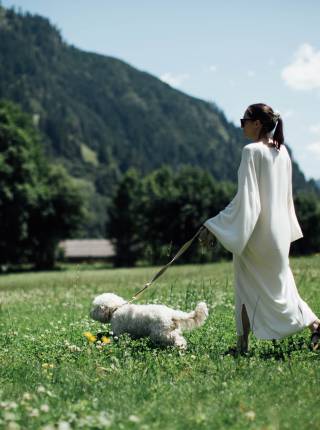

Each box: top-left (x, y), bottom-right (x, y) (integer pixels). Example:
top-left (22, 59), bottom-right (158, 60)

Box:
top-left (59, 239), bottom-right (114, 258)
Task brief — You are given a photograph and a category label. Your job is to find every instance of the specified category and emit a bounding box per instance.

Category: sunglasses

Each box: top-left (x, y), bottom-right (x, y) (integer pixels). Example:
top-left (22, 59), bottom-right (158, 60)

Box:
top-left (240, 118), bottom-right (253, 128)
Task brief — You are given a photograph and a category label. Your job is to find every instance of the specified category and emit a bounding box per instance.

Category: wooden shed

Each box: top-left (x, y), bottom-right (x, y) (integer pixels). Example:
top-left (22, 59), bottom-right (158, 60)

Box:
top-left (58, 239), bottom-right (115, 262)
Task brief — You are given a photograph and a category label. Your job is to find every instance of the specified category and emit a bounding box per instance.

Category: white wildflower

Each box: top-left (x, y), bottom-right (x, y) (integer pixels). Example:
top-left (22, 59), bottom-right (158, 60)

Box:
top-left (58, 421), bottom-right (71, 430)
top-left (37, 385), bottom-right (46, 393)
top-left (40, 404), bottom-right (50, 412)
top-left (244, 410), bottom-right (256, 421)
top-left (98, 411), bottom-right (112, 427)
top-left (7, 422), bottom-right (21, 430)
top-left (68, 344), bottom-right (81, 352)
top-left (4, 412), bottom-right (17, 421)
top-left (22, 392), bottom-right (32, 401)
top-left (129, 415), bottom-right (140, 423)
top-left (42, 425), bottom-right (56, 430)
top-left (29, 408), bottom-right (39, 417)
top-left (0, 401), bottom-right (17, 409)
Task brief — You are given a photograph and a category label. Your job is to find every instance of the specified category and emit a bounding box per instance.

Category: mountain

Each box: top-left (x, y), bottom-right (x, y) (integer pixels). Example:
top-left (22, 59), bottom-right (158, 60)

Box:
top-left (0, 6), bottom-right (315, 235)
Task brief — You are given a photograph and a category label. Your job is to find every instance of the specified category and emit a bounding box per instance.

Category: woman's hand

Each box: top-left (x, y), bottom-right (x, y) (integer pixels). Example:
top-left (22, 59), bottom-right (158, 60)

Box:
top-left (198, 227), bottom-right (215, 248)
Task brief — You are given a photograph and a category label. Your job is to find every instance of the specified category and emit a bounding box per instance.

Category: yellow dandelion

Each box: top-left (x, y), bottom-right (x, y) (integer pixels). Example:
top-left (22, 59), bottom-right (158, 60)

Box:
top-left (101, 336), bottom-right (111, 344)
top-left (83, 331), bottom-right (92, 338)
top-left (83, 331), bottom-right (97, 343)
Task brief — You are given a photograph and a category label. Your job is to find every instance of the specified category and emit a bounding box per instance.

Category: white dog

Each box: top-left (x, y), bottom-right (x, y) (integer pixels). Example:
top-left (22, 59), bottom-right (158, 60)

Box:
top-left (90, 293), bottom-right (208, 349)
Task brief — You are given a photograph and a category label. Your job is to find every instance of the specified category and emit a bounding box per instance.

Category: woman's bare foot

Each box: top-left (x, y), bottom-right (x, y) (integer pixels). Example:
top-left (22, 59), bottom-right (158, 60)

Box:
top-left (309, 320), bottom-right (320, 351)
top-left (237, 335), bottom-right (249, 354)
top-left (309, 320), bottom-right (320, 332)
top-left (224, 335), bottom-right (249, 357)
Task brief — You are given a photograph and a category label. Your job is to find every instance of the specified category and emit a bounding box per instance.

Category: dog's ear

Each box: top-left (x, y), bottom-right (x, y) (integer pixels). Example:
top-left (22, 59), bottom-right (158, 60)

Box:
top-left (91, 305), bottom-right (109, 322)
top-left (91, 304), bottom-right (118, 323)
top-left (107, 307), bottom-right (117, 320)
top-left (101, 305), bottom-right (113, 322)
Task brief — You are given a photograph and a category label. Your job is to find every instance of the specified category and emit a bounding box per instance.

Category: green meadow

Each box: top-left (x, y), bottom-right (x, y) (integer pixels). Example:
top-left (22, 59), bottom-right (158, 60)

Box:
top-left (1, 255), bottom-right (320, 430)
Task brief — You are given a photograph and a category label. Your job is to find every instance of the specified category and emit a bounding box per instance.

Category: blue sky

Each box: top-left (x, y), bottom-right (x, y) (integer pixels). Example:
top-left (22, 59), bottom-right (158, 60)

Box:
top-left (3, 0), bottom-right (320, 179)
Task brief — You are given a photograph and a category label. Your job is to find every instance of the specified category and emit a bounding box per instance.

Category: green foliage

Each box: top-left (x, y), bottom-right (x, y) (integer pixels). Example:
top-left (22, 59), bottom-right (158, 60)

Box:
top-left (139, 165), bottom-right (234, 265)
top-left (107, 166), bottom-right (236, 267)
top-left (108, 165), bottom-right (320, 267)
top-left (0, 100), bottom-right (46, 265)
top-left (0, 5), bottom-right (317, 237)
top-left (27, 164), bottom-right (86, 269)
top-left (107, 169), bottom-right (144, 267)
top-left (292, 192), bottom-right (320, 255)
top-left (0, 100), bottom-right (85, 269)
top-left (0, 256), bottom-right (320, 429)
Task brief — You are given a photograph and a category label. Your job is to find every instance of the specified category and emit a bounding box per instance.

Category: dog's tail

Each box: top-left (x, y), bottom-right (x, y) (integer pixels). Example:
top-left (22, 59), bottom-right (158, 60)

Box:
top-left (172, 302), bottom-right (208, 331)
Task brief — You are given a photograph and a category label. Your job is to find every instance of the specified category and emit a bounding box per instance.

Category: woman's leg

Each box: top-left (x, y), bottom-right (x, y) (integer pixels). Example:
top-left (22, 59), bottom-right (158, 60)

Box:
top-left (307, 318), bottom-right (320, 350)
top-left (237, 304), bottom-right (250, 353)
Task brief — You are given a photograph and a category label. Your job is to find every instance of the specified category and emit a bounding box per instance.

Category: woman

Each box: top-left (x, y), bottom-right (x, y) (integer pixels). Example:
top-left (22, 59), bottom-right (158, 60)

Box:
top-left (200, 103), bottom-right (320, 354)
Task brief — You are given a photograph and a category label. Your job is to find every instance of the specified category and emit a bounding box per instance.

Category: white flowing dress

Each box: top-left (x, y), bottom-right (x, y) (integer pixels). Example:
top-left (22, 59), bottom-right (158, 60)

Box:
top-left (205, 142), bottom-right (317, 339)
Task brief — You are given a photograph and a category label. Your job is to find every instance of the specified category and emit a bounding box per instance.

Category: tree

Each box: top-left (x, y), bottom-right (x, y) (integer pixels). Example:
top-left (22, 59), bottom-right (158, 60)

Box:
top-left (292, 192), bottom-right (320, 255)
top-left (139, 165), bottom-right (235, 264)
top-left (107, 164), bottom-right (320, 268)
top-left (0, 100), bottom-right (85, 269)
top-left (106, 168), bottom-right (144, 267)
top-left (107, 164), bottom-right (236, 267)
top-left (27, 164), bottom-right (85, 269)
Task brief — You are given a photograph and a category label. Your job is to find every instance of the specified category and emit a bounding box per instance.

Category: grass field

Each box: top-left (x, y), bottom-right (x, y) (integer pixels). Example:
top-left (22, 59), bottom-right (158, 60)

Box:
top-left (1, 255), bottom-right (320, 430)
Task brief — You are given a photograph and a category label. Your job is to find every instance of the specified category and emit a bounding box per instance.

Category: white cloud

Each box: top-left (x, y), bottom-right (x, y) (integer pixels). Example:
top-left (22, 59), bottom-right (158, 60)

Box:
top-left (247, 70), bottom-right (256, 78)
top-left (281, 43), bottom-right (320, 90)
top-left (306, 142), bottom-right (320, 157)
top-left (309, 124), bottom-right (320, 135)
top-left (160, 72), bottom-right (189, 88)
top-left (282, 109), bottom-right (294, 119)
top-left (209, 65), bottom-right (217, 72)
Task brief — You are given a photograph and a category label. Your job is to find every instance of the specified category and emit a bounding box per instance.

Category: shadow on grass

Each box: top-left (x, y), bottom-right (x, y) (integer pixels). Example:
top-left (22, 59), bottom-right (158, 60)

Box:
top-left (95, 331), bottom-right (193, 355)
top-left (221, 336), bottom-right (318, 361)
top-left (95, 331), bottom-right (318, 361)
top-left (0, 262), bottom-right (115, 275)
top-left (256, 338), bottom-right (309, 360)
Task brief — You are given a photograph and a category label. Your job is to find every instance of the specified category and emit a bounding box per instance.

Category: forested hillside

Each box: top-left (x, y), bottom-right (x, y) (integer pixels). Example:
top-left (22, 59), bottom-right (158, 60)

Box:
top-left (0, 5), bottom-right (315, 236)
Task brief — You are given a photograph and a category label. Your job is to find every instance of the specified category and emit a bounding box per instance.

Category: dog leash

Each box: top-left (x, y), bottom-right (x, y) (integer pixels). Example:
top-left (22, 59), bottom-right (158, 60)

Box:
top-left (128, 225), bottom-right (206, 304)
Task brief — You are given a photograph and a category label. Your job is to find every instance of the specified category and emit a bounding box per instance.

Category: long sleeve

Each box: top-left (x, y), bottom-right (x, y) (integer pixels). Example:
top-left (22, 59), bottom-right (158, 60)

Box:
top-left (204, 146), bottom-right (261, 255)
top-left (287, 158), bottom-right (303, 242)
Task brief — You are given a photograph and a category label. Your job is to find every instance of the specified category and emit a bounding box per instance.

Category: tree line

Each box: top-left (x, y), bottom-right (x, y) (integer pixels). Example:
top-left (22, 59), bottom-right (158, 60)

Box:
top-left (1, 99), bottom-right (319, 271)
top-left (107, 168), bottom-right (320, 267)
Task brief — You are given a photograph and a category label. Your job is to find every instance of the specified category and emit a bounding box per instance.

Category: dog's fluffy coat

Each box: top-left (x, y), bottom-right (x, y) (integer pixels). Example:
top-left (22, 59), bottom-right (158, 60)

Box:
top-left (90, 293), bottom-right (208, 349)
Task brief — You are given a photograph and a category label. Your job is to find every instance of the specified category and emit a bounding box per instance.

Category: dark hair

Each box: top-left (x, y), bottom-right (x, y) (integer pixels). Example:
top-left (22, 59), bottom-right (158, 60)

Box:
top-left (245, 103), bottom-right (284, 150)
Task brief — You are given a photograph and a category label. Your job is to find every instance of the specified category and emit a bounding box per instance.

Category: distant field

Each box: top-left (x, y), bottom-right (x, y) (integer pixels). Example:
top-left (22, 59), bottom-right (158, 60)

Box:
top-left (0, 255), bottom-right (320, 429)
